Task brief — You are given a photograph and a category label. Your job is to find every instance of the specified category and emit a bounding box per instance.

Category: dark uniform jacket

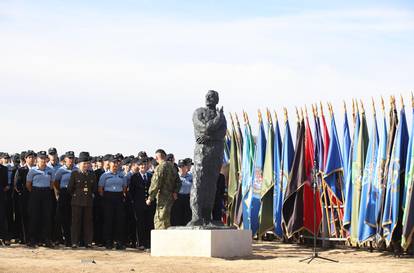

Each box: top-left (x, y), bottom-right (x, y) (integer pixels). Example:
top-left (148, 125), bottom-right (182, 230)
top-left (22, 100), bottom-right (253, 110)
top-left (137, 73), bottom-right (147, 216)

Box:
top-left (129, 172), bottom-right (153, 210)
top-left (68, 170), bottom-right (97, 207)
top-left (0, 165), bottom-right (8, 199)
top-left (14, 166), bottom-right (29, 193)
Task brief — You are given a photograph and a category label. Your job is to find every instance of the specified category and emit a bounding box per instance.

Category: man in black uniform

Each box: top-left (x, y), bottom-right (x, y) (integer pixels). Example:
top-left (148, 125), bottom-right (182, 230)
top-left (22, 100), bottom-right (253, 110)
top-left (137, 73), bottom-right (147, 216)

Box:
top-left (129, 158), bottom-right (155, 251)
top-left (0, 160), bottom-right (10, 246)
top-left (14, 151), bottom-right (36, 244)
top-left (67, 152), bottom-right (96, 248)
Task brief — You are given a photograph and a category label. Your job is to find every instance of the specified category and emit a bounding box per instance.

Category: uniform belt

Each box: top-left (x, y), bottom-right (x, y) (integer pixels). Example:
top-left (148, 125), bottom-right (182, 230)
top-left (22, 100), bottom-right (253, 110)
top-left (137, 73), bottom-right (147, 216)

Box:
top-left (32, 187), bottom-right (51, 191)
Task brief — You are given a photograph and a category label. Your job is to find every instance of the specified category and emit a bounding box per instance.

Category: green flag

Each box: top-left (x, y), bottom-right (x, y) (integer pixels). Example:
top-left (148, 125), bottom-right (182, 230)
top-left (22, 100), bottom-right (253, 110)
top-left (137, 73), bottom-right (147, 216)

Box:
top-left (227, 122), bottom-right (240, 226)
top-left (258, 110), bottom-right (275, 237)
top-left (350, 105), bottom-right (369, 245)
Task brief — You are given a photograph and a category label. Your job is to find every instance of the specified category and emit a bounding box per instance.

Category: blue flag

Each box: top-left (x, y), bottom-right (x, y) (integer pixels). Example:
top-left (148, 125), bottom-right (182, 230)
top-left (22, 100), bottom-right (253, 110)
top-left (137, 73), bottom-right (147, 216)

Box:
top-left (382, 106), bottom-right (409, 247)
top-left (343, 108), bottom-right (360, 232)
top-left (323, 112), bottom-right (345, 237)
top-left (358, 109), bottom-right (379, 243)
top-left (250, 113), bottom-right (267, 236)
top-left (342, 108), bottom-right (352, 193)
top-left (365, 109), bottom-right (387, 239)
top-left (274, 115), bottom-right (293, 238)
top-left (402, 106), bottom-right (414, 250)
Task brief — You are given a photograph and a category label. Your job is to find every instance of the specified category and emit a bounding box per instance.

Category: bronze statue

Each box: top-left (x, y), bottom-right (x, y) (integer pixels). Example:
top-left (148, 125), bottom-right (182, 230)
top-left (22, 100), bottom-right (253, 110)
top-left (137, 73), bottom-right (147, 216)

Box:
top-left (187, 90), bottom-right (227, 227)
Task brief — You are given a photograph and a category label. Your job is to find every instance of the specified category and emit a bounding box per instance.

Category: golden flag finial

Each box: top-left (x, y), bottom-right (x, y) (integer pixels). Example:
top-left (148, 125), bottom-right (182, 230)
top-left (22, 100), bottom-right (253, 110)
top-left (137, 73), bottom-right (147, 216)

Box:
top-left (242, 110), bottom-right (247, 124)
top-left (295, 107), bottom-right (299, 121)
top-left (274, 110), bottom-right (278, 123)
top-left (266, 108), bottom-right (272, 124)
top-left (305, 105), bottom-right (309, 118)
top-left (381, 96), bottom-right (385, 112)
top-left (300, 108), bottom-right (304, 120)
top-left (320, 101), bottom-right (324, 117)
top-left (328, 102), bottom-right (333, 117)
top-left (343, 100), bottom-right (347, 113)
top-left (258, 109), bottom-right (263, 123)
top-left (234, 112), bottom-right (241, 127)
top-left (372, 97), bottom-right (376, 115)
top-left (284, 107), bottom-right (288, 123)
top-left (411, 92), bottom-right (414, 109)
top-left (401, 94), bottom-right (405, 108)
top-left (360, 99), bottom-right (365, 113)
top-left (355, 99), bottom-right (360, 113)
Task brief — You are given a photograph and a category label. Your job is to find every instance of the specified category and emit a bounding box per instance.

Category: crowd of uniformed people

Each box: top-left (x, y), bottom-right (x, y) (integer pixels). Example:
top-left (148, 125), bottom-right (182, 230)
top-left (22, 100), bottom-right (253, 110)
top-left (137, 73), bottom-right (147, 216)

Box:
top-left (0, 148), bottom-right (226, 251)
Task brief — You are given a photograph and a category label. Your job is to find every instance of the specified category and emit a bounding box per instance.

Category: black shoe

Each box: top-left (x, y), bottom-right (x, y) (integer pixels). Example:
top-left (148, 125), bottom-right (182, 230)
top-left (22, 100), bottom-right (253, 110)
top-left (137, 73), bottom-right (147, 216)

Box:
top-left (105, 242), bottom-right (113, 250)
top-left (85, 244), bottom-right (93, 249)
top-left (4, 240), bottom-right (11, 246)
top-left (138, 245), bottom-right (145, 251)
top-left (45, 241), bottom-right (55, 248)
top-left (27, 242), bottom-right (37, 249)
top-left (116, 244), bottom-right (126, 250)
top-left (71, 244), bottom-right (78, 249)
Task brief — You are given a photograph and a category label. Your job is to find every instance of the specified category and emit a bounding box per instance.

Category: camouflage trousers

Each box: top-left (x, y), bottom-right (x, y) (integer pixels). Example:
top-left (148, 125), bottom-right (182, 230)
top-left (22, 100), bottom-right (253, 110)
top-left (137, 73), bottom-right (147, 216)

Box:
top-left (154, 193), bottom-right (174, 230)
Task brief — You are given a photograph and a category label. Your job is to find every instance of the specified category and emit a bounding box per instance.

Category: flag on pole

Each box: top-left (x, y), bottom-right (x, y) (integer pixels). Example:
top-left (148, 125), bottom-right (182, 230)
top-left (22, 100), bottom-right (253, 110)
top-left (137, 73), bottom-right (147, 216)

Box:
top-left (241, 112), bottom-right (255, 230)
top-left (320, 103), bottom-right (330, 171)
top-left (323, 103), bottom-right (345, 237)
top-left (382, 97), bottom-right (409, 247)
top-left (343, 100), bottom-right (361, 233)
top-left (365, 97), bottom-right (388, 239)
top-left (358, 99), bottom-right (379, 243)
top-left (349, 101), bottom-right (369, 245)
top-left (259, 110), bottom-right (276, 237)
top-left (274, 108), bottom-right (294, 238)
top-left (402, 94), bottom-right (414, 251)
top-left (227, 114), bottom-right (240, 226)
top-left (251, 110), bottom-right (267, 236)
top-left (303, 111), bottom-right (323, 235)
top-left (377, 97), bottom-right (398, 243)
top-left (342, 102), bottom-right (352, 187)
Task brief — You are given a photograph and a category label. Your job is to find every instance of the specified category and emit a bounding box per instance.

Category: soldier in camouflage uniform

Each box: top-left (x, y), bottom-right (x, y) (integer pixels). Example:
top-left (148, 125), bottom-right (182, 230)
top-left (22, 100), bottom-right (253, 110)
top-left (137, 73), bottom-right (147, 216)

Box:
top-left (146, 149), bottom-right (181, 230)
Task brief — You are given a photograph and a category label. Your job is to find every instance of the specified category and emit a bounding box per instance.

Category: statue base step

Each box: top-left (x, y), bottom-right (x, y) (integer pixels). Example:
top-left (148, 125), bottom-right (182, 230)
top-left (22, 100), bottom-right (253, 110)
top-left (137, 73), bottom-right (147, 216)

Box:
top-left (151, 229), bottom-right (252, 258)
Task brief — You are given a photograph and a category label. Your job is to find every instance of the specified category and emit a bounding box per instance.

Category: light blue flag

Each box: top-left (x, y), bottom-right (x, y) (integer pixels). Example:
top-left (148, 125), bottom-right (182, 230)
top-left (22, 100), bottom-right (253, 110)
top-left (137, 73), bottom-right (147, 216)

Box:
top-left (251, 114), bottom-right (267, 236)
top-left (382, 106), bottom-right (409, 247)
top-left (343, 109), bottom-right (360, 232)
top-left (274, 116), bottom-right (293, 238)
top-left (241, 116), bottom-right (255, 230)
top-left (365, 109), bottom-right (387, 237)
top-left (358, 110), bottom-right (379, 243)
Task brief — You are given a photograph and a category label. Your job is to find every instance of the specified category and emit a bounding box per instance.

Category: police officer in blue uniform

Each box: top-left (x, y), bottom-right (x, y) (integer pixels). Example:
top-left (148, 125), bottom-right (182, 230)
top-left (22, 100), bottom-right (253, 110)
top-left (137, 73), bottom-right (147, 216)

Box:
top-left (47, 147), bottom-right (63, 244)
top-left (171, 159), bottom-right (193, 226)
top-left (26, 151), bottom-right (54, 248)
top-left (53, 151), bottom-right (77, 247)
top-left (98, 154), bottom-right (127, 250)
top-left (129, 158), bottom-right (155, 251)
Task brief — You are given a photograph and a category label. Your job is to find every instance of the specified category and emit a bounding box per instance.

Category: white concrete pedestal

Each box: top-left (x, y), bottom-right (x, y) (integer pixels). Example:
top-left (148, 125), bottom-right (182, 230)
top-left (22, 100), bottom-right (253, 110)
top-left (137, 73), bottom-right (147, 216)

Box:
top-left (151, 229), bottom-right (252, 258)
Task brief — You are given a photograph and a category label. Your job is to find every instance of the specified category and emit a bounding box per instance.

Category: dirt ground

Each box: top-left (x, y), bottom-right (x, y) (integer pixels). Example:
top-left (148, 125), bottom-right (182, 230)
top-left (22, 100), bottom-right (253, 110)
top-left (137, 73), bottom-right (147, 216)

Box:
top-left (0, 241), bottom-right (413, 273)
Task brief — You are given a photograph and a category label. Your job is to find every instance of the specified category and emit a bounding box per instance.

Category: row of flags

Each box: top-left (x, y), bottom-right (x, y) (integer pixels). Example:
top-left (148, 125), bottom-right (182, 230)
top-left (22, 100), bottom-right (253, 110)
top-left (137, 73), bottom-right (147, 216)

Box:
top-left (224, 95), bottom-right (414, 252)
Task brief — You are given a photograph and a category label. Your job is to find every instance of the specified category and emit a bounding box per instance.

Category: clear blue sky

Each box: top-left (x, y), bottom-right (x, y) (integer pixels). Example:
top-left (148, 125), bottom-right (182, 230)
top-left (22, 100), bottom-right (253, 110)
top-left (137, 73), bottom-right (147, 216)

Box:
top-left (0, 0), bottom-right (413, 158)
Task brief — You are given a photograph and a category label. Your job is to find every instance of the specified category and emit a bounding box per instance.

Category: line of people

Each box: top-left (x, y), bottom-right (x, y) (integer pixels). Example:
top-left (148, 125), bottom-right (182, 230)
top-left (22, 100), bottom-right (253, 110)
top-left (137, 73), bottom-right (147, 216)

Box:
top-left (0, 149), bottom-right (226, 250)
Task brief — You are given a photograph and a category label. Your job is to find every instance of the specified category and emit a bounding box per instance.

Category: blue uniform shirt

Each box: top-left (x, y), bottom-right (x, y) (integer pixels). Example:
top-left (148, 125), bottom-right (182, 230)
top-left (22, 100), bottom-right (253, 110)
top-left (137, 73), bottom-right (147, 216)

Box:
top-left (54, 165), bottom-right (77, 189)
top-left (98, 171), bottom-right (127, 192)
top-left (179, 173), bottom-right (193, 195)
top-left (47, 162), bottom-right (62, 173)
top-left (27, 166), bottom-right (54, 188)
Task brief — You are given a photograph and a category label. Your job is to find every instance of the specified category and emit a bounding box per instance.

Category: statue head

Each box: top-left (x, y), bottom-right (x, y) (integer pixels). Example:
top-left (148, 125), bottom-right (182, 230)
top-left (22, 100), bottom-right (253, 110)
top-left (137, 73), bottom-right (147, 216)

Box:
top-left (205, 90), bottom-right (219, 108)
